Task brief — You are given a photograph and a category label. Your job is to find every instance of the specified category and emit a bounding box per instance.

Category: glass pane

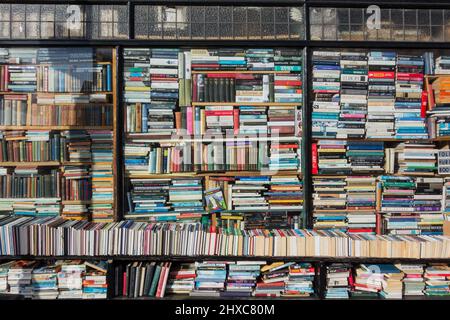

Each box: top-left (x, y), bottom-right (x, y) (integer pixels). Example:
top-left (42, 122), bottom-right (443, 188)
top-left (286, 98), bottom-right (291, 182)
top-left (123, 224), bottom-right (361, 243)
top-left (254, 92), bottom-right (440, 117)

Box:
top-left (219, 23), bottom-right (232, 39)
top-left (310, 25), bottom-right (322, 40)
top-left (26, 5), bottom-right (40, 21)
top-left (261, 7), bottom-right (274, 23)
top-left (41, 22), bottom-right (54, 38)
top-left (26, 22), bottom-right (40, 38)
top-left (191, 23), bottom-right (205, 39)
top-left (324, 25), bottom-right (337, 40)
top-left (11, 4), bottom-right (25, 21)
top-left (135, 5), bottom-right (148, 23)
top-left (310, 8), bottom-right (322, 24)
top-left (350, 8), bottom-right (363, 24)
top-left (431, 9), bottom-right (443, 25)
top-left (275, 8), bottom-right (288, 23)
top-left (418, 25), bottom-right (431, 41)
top-left (219, 7), bottom-right (232, 23)
top-left (350, 24), bottom-right (364, 40)
top-left (275, 23), bottom-right (289, 40)
top-left (247, 7), bottom-right (261, 23)
top-left (337, 24), bottom-right (349, 40)
top-left (205, 6), bottom-right (218, 23)
top-left (135, 23), bottom-right (148, 39)
top-left (431, 25), bottom-right (444, 41)
top-left (205, 23), bottom-right (219, 39)
top-left (0, 22), bottom-right (10, 38)
top-left (11, 22), bottom-right (25, 38)
top-left (234, 23), bottom-right (247, 39)
top-left (177, 23), bottom-right (190, 39)
top-left (0, 4), bottom-right (10, 21)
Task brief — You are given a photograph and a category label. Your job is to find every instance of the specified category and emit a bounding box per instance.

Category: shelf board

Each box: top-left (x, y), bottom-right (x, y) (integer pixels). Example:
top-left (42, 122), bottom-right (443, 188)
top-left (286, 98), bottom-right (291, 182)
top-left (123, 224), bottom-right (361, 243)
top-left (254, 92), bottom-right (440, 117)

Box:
top-left (191, 70), bottom-right (292, 74)
top-left (126, 134), bottom-right (300, 143)
top-left (36, 103), bottom-right (113, 106)
top-left (0, 255), bottom-right (448, 263)
top-left (192, 102), bottom-right (300, 107)
top-left (112, 295), bottom-right (320, 301)
top-left (0, 126), bottom-right (113, 130)
top-left (0, 161), bottom-right (60, 167)
top-left (126, 170), bottom-right (302, 178)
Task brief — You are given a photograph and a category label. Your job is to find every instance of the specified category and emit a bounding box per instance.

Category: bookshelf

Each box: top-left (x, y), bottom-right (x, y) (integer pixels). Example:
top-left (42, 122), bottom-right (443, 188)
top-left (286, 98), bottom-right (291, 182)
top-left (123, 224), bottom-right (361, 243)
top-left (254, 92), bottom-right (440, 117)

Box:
top-left (122, 47), bottom-right (304, 228)
top-left (0, 47), bottom-right (117, 222)
top-left (0, 0), bottom-right (449, 301)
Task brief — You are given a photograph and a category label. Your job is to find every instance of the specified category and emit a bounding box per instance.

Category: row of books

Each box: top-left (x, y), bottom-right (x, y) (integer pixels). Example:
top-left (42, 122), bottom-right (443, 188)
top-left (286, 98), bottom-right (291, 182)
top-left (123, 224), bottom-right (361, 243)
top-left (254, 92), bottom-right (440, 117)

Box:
top-left (0, 260), bottom-right (107, 299)
top-left (311, 51), bottom-right (427, 139)
top-left (313, 176), bottom-right (446, 235)
top-left (326, 263), bottom-right (450, 299)
top-left (114, 261), bottom-right (315, 298)
top-left (0, 216), bottom-right (448, 258)
top-left (124, 140), bottom-right (301, 174)
top-left (190, 48), bottom-right (302, 72)
top-left (126, 104), bottom-right (301, 137)
top-left (0, 130), bottom-right (112, 163)
top-left (312, 140), bottom-right (441, 176)
top-left (125, 176), bottom-right (303, 223)
top-left (192, 73), bottom-right (302, 104)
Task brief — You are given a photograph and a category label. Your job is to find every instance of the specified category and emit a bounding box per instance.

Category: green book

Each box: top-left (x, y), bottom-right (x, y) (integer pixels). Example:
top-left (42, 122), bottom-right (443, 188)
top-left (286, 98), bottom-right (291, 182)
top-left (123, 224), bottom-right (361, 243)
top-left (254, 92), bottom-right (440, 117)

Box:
top-left (148, 264), bottom-right (162, 297)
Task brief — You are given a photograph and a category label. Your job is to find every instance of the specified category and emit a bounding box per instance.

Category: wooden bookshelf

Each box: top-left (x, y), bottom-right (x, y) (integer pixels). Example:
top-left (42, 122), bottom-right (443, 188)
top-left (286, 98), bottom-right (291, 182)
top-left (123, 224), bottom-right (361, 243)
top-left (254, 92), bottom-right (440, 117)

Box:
top-left (0, 47), bottom-right (117, 223)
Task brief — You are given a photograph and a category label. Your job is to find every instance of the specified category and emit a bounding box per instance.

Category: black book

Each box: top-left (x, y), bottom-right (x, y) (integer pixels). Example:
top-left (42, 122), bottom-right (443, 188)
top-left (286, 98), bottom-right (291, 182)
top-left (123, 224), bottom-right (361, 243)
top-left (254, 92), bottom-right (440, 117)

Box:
top-left (134, 263), bottom-right (142, 298)
top-left (219, 78), bottom-right (225, 102)
top-left (128, 262), bottom-right (137, 298)
top-left (197, 74), bottom-right (205, 102)
top-left (125, 263), bottom-right (131, 297)
top-left (214, 78), bottom-right (220, 102)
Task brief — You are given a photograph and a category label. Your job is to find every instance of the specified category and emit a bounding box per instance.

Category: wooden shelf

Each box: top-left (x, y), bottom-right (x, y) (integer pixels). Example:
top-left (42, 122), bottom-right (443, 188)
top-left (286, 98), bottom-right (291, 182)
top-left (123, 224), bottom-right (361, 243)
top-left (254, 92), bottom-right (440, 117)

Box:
top-left (35, 103), bottom-right (113, 106)
top-left (126, 134), bottom-right (300, 143)
top-left (0, 126), bottom-right (113, 130)
top-left (0, 161), bottom-right (61, 167)
top-left (191, 70), bottom-right (292, 74)
top-left (126, 170), bottom-right (302, 179)
top-left (192, 102), bottom-right (300, 107)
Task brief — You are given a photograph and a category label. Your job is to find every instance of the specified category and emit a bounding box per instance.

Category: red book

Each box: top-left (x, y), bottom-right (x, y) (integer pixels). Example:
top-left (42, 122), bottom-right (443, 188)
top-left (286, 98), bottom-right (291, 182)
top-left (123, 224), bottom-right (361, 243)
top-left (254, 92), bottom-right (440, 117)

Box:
top-left (274, 80), bottom-right (302, 86)
top-left (192, 74), bottom-right (198, 102)
top-left (421, 90), bottom-right (428, 117)
top-left (311, 143), bottom-right (318, 174)
top-left (375, 212), bottom-right (382, 235)
top-left (204, 110), bottom-right (233, 116)
top-left (233, 109), bottom-right (239, 134)
top-left (156, 263), bottom-right (167, 298)
top-left (206, 73), bottom-right (236, 78)
top-left (122, 271), bottom-right (127, 296)
top-left (271, 143), bottom-right (298, 149)
top-left (368, 71), bottom-right (395, 78)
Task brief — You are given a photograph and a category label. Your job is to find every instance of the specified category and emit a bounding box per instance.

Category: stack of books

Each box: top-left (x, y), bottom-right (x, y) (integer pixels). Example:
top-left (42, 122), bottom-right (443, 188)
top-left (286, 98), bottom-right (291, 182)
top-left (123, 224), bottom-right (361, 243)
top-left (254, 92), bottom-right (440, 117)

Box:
top-left (427, 76), bottom-right (450, 137)
top-left (424, 264), bottom-right (450, 297)
top-left (89, 130), bottom-right (114, 222)
top-left (230, 176), bottom-right (269, 211)
top-left (316, 140), bottom-right (350, 174)
top-left (338, 52), bottom-right (368, 139)
top-left (267, 106), bottom-right (296, 135)
top-left (394, 55), bottom-right (427, 139)
top-left (166, 263), bottom-right (197, 295)
top-left (238, 106), bottom-right (268, 134)
top-left (191, 262), bottom-right (227, 297)
top-left (396, 264), bottom-right (426, 296)
top-left (7, 260), bottom-right (36, 298)
top-left (255, 262), bottom-right (292, 297)
top-left (346, 141), bottom-right (384, 173)
top-left (57, 261), bottom-right (85, 299)
top-left (266, 176), bottom-right (303, 211)
top-left (434, 56), bottom-right (450, 74)
top-left (312, 177), bottom-right (348, 231)
top-left (325, 263), bottom-right (351, 299)
top-left (379, 176), bottom-right (417, 235)
top-left (268, 141), bottom-right (300, 171)
top-left (204, 105), bottom-right (234, 134)
top-left (415, 177), bottom-right (444, 235)
top-left (274, 49), bottom-right (302, 103)
top-left (284, 263), bottom-right (315, 297)
top-left (0, 261), bottom-right (10, 292)
top-left (169, 179), bottom-right (204, 222)
top-left (352, 264), bottom-right (383, 298)
top-left (62, 130), bottom-right (92, 163)
top-left (379, 264), bottom-right (404, 299)
top-left (222, 262), bottom-right (263, 297)
top-left (395, 143), bottom-right (438, 176)
top-left (82, 263), bottom-right (108, 299)
top-left (126, 179), bottom-right (171, 221)
top-left (123, 48), bottom-right (151, 104)
top-left (366, 51), bottom-right (396, 138)
top-left (311, 51), bottom-right (341, 138)
top-left (31, 264), bottom-right (59, 299)
top-left (246, 49), bottom-right (274, 71)
top-left (345, 176), bottom-right (377, 233)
